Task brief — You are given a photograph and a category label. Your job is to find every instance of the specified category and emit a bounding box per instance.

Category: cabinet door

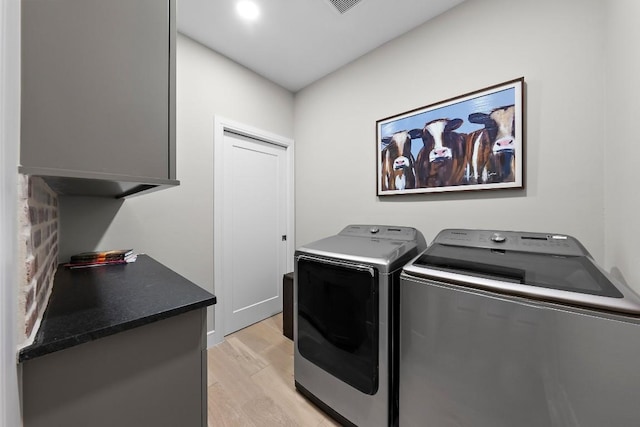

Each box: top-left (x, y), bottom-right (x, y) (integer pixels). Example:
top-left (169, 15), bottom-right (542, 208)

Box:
top-left (21, 0), bottom-right (171, 180)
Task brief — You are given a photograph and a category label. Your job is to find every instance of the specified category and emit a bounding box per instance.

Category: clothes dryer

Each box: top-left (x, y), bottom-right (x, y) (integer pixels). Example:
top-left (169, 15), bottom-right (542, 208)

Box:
top-left (295, 224), bottom-right (426, 427)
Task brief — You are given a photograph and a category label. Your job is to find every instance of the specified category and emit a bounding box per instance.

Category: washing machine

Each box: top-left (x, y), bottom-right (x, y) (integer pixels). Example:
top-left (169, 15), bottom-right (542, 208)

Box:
top-left (399, 228), bottom-right (640, 427)
top-left (294, 224), bottom-right (426, 427)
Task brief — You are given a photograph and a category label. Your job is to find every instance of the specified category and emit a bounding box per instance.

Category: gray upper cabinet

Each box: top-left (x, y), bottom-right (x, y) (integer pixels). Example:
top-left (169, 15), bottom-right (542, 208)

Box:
top-left (20, 0), bottom-right (178, 198)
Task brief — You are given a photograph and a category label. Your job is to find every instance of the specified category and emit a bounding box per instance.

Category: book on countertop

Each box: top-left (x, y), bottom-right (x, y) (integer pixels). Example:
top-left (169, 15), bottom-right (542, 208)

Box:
top-left (65, 250), bottom-right (137, 269)
top-left (69, 249), bottom-right (133, 263)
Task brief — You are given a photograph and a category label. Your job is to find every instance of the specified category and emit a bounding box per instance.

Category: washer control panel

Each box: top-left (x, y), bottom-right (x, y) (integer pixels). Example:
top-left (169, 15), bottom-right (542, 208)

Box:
top-left (433, 229), bottom-right (586, 256)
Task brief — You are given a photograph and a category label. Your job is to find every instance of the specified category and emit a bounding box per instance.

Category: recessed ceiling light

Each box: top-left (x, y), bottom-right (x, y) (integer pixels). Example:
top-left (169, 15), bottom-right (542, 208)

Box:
top-left (236, 1), bottom-right (260, 21)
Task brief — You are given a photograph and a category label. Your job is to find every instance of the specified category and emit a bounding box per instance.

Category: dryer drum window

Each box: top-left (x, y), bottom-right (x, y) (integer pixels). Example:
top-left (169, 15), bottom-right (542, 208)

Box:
top-left (297, 258), bottom-right (379, 395)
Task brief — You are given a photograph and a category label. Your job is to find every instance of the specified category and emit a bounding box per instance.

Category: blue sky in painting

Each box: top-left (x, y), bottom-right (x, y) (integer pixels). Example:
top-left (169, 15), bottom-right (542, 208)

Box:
top-left (379, 87), bottom-right (515, 158)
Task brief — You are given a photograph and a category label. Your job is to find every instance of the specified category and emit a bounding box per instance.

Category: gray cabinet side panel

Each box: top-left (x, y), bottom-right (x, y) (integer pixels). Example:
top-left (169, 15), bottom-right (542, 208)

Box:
top-left (21, 0), bottom-right (170, 179)
top-left (168, 0), bottom-right (176, 179)
top-left (22, 309), bottom-right (206, 427)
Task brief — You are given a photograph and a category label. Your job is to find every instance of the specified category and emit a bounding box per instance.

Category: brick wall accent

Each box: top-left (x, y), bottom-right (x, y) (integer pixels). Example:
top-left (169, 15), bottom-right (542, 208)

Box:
top-left (18, 175), bottom-right (59, 346)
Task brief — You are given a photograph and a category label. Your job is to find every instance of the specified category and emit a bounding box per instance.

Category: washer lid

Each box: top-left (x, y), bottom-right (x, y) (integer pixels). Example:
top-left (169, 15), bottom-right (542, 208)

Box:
top-left (403, 229), bottom-right (640, 315)
top-left (412, 243), bottom-right (621, 297)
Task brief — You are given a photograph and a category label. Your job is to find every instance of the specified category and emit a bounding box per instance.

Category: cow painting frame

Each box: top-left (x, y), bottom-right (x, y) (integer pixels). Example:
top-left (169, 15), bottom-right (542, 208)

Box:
top-left (376, 77), bottom-right (524, 196)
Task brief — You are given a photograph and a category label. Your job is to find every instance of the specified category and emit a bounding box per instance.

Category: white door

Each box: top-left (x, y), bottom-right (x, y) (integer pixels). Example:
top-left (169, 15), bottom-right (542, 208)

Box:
top-left (221, 130), bottom-right (288, 334)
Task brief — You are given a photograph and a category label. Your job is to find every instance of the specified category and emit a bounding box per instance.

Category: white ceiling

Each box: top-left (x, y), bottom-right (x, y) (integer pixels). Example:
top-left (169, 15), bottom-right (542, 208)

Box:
top-left (177, 0), bottom-right (467, 92)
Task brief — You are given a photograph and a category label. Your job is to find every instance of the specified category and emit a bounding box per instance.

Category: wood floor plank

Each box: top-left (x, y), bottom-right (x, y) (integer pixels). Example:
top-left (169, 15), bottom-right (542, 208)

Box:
top-left (208, 382), bottom-right (257, 427)
top-left (240, 395), bottom-right (298, 427)
top-left (262, 312), bottom-right (284, 334)
top-left (261, 337), bottom-right (295, 379)
top-left (208, 313), bottom-right (339, 427)
top-left (223, 335), bottom-right (269, 376)
top-left (251, 365), bottom-right (327, 426)
top-left (234, 319), bottom-right (288, 355)
top-left (207, 341), bottom-right (266, 406)
top-left (318, 417), bottom-right (343, 427)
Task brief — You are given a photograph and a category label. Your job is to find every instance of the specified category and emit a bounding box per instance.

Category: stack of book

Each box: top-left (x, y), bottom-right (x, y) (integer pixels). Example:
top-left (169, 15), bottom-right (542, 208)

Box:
top-left (64, 249), bottom-right (137, 269)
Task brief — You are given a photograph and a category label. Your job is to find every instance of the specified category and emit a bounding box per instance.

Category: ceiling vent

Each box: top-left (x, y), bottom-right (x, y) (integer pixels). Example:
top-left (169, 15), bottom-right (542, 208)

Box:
top-left (325, 0), bottom-right (362, 14)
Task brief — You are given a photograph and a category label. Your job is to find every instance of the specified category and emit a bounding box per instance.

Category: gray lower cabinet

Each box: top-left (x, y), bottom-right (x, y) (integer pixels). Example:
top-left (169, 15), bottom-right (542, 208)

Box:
top-left (22, 309), bottom-right (208, 427)
top-left (20, 0), bottom-right (177, 196)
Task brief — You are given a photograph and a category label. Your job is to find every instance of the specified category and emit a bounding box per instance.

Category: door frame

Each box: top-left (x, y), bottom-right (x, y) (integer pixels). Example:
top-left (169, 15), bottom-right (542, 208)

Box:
top-left (1, 0), bottom-right (22, 425)
top-left (210, 116), bottom-right (294, 347)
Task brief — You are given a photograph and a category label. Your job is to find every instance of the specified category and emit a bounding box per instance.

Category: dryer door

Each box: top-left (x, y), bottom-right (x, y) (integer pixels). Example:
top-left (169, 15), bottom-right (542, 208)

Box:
top-left (296, 255), bottom-right (379, 395)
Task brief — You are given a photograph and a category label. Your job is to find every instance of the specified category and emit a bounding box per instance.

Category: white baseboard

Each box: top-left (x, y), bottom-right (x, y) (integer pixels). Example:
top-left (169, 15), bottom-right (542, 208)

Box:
top-left (207, 329), bottom-right (224, 348)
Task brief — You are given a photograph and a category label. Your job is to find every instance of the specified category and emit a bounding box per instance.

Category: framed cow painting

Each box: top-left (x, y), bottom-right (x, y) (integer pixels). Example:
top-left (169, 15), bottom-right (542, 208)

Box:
top-left (376, 77), bottom-right (524, 196)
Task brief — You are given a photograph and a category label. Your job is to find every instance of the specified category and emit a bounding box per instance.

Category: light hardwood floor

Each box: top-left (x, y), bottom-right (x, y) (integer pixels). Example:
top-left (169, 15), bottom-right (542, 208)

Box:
top-left (207, 313), bottom-right (340, 426)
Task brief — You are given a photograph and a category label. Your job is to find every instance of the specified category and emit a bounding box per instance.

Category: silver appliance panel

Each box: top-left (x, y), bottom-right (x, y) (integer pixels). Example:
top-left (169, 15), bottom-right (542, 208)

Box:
top-left (399, 274), bottom-right (640, 427)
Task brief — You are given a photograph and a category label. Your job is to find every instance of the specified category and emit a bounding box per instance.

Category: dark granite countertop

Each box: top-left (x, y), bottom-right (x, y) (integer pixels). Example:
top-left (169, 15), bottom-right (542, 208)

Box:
top-left (18, 255), bottom-right (216, 362)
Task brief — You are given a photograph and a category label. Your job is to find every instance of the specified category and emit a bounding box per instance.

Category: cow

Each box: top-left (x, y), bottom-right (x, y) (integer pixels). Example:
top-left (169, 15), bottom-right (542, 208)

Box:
top-left (465, 105), bottom-right (516, 184)
top-left (413, 118), bottom-right (467, 188)
top-left (380, 130), bottom-right (421, 191)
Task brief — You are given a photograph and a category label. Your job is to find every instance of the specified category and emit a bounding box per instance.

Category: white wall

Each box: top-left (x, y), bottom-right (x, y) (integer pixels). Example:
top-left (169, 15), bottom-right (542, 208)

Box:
top-left (60, 34), bottom-right (295, 333)
top-left (604, 0), bottom-right (640, 290)
top-left (1, 0), bottom-right (22, 424)
top-left (294, 0), bottom-right (607, 263)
